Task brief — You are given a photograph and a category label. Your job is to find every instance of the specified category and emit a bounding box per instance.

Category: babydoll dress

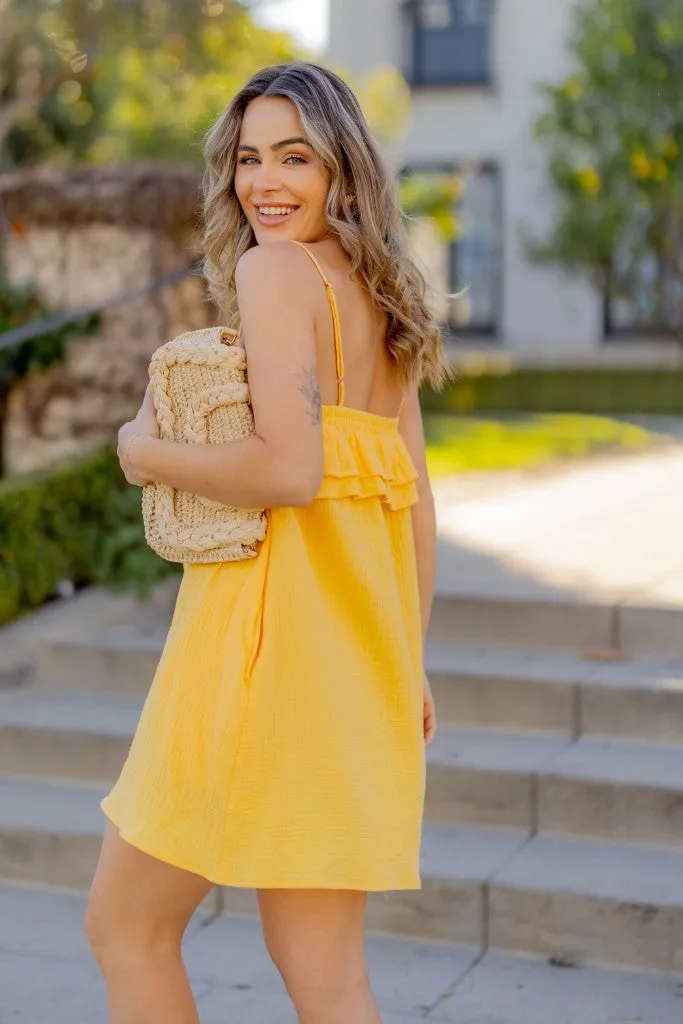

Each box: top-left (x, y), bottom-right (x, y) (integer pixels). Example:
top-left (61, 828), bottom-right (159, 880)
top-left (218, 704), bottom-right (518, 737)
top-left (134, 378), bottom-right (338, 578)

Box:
top-left (101, 242), bottom-right (426, 891)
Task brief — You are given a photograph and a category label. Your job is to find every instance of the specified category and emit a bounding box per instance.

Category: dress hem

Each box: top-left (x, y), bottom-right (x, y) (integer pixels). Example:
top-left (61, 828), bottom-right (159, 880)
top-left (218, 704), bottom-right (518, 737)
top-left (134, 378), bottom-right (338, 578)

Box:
top-left (101, 802), bottom-right (423, 893)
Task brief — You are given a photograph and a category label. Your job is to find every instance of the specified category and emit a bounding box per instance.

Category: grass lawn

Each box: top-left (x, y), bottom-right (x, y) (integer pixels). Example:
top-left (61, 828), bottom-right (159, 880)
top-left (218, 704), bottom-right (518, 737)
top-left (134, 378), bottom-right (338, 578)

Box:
top-left (424, 414), bottom-right (654, 479)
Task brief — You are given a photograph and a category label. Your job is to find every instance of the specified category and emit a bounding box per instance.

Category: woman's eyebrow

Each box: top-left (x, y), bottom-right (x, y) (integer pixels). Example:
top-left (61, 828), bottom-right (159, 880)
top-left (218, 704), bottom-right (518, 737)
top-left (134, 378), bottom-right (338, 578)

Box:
top-left (237, 137), bottom-right (311, 154)
top-left (271, 136), bottom-right (310, 151)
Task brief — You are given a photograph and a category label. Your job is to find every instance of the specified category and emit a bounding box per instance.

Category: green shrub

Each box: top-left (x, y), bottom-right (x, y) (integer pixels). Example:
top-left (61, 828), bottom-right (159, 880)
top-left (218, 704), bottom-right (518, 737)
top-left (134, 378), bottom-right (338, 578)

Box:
top-left (421, 368), bottom-right (683, 415)
top-left (0, 447), bottom-right (179, 627)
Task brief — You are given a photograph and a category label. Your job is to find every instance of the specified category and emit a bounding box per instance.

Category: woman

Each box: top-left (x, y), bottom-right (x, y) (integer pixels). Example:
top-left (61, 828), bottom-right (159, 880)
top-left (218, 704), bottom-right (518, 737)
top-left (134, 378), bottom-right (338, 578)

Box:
top-left (85, 61), bottom-right (447, 1024)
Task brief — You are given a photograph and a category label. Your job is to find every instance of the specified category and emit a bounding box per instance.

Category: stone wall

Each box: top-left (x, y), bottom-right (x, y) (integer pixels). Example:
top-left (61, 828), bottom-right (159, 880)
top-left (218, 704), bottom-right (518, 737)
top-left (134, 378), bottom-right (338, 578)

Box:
top-left (0, 164), bottom-right (217, 476)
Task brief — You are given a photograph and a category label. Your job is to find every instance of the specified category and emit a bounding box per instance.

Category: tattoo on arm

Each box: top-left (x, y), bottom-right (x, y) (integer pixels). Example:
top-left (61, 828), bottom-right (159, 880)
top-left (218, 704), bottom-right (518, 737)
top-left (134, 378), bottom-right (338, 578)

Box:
top-left (298, 367), bottom-right (322, 425)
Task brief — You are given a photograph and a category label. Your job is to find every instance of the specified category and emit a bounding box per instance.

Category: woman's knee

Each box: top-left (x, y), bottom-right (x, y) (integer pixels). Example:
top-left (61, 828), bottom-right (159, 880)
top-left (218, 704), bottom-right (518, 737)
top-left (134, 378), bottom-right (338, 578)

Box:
top-left (258, 889), bottom-right (370, 1014)
top-left (84, 889), bottom-right (146, 967)
top-left (279, 956), bottom-right (370, 1017)
top-left (85, 822), bottom-right (210, 965)
top-left (85, 889), bottom-right (180, 974)
top-left (84, 888), bottom-right (112, 963)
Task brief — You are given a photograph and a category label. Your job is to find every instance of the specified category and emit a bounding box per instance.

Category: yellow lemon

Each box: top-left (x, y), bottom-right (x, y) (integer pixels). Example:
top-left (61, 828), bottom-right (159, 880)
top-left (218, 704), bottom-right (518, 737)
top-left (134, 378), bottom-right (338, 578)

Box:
top-left (576, 168), bottom-right (602, 196)
top-left (631, 150), bottom-right (651, 180)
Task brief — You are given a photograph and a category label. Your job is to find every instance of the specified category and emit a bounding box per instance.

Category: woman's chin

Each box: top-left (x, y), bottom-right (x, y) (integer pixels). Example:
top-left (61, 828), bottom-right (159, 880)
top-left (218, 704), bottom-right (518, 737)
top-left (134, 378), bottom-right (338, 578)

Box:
top-left (252, 223), bottom-right (296, 245)
top-left (250, 218), bottom-right (325, 246)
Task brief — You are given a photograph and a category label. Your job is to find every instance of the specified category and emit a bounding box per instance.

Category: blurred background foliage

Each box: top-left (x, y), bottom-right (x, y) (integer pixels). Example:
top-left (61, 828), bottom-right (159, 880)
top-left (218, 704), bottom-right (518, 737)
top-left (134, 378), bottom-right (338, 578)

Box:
top-left (529, 0), bottom-right (683, 338)
top-left (0, 446), bottom-right (179, 626)
top-left (423, 413), bottom-right (652, 479)
top-left (0, 0), bottom-right (302, 170)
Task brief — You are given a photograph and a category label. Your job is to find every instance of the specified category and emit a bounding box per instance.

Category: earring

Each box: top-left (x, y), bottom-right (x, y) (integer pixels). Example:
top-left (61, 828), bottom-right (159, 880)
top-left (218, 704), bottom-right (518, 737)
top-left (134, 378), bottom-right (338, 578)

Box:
top-left (344, 192), bottom-right (355, 207)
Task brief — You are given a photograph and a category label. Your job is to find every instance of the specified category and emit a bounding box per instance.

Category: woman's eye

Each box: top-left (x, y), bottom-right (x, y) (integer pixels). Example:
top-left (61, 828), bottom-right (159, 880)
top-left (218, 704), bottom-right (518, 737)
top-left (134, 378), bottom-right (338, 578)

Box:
top-left (238, 155), bottom-right (305, 166)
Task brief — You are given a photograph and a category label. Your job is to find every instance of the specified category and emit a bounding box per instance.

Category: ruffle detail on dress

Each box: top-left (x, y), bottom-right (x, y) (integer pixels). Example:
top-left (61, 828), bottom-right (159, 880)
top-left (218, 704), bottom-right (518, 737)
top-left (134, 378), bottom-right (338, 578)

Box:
top-left (318, 414), bottom-right (419, 510)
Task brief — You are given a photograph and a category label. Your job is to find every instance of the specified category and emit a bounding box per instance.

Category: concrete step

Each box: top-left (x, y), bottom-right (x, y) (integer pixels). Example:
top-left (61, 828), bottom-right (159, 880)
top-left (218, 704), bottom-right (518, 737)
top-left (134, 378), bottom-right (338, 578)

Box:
top-left (485, 828), bottom-right (683, 974)
top-left (427, 727), bottom-right (683, 847)
top-left (1, 776), bottom-right (682, 971)
top-left (3, 885), bottom-right (682, 1024)
top-left (408, 823), bottom-right (683, 972)
top-left (428, 588), bottom-right (683, 657)
top-left (37, 628), bottom-right (165, 697)
top-left (0, 578), bottom-right (178, 684)
top-left (0, 687), bottom-right (140, 783)
top-left (0, 776), bottom-right (105, 891)
top-left (426, 643), bottom-right (683, 743)
top-left (0, 777), bottom-right (220, 917)
top-left (5, 689), bottom-right (683, 849)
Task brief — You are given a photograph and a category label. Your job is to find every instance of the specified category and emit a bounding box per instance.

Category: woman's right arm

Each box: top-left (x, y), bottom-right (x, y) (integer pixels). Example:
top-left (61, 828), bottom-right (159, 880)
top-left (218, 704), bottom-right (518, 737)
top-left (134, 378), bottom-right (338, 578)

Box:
top-left (399, 385), bottom-right (438, 744)
top-left (399, 386), bottom-right (437, 648)
top-left (401, 385), bottom-right (438, 745)
top-left (121, 242), bottom-right (324, 508)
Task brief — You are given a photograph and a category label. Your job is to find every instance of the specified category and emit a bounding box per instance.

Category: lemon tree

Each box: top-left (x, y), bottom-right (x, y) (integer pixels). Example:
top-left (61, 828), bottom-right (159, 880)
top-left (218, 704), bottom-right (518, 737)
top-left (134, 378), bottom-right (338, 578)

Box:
top-left (528, 0), bottom-right (683, 338)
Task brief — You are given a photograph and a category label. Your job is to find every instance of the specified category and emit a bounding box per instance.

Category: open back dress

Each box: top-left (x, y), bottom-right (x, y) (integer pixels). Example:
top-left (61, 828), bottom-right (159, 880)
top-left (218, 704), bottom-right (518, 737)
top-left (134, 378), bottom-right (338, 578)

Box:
top-left (101, 242), bottom-right (426, 891)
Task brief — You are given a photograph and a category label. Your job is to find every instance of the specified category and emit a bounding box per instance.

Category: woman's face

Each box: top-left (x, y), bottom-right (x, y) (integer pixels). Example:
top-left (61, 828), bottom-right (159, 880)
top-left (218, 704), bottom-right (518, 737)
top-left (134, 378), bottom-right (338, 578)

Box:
top-left (234, 96), bottom-right (330, 245)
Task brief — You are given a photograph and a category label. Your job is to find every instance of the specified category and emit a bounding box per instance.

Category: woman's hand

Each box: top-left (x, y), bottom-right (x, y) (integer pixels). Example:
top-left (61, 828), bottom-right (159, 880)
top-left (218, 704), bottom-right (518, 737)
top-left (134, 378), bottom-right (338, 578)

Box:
top-left (117, 385), bottom-right (160, 486)
top-left (423, 670), bottom-right (437, 746)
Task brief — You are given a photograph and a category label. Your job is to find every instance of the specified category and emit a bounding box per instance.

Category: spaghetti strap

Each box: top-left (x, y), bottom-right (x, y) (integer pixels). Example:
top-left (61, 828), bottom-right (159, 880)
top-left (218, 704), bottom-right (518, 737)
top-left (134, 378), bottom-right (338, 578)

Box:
top-left (292, 241), bottom-right (345, 407)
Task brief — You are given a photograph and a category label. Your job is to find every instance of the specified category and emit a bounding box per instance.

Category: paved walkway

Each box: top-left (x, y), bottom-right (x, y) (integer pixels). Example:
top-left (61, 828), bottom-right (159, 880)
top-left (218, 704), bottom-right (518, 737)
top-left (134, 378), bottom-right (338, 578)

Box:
top-left (2, 884), bottom-right (682, 1023)
top-left (433, 441), bottom-right (683, 606)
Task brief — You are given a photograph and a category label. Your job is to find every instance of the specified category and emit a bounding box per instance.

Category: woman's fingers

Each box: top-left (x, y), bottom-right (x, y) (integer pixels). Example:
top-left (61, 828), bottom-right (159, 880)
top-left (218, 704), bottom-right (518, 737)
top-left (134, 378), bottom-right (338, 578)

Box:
top-left (423, 670), bottom-right (437, 745)
top-left (424, 701), bottom-right (437, 745)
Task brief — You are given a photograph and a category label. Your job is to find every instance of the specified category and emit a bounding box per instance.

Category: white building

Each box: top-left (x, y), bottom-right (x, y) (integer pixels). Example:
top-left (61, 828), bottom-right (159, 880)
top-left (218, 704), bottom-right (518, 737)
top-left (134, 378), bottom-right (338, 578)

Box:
top-left (328, 0), bottom-right (678, 366)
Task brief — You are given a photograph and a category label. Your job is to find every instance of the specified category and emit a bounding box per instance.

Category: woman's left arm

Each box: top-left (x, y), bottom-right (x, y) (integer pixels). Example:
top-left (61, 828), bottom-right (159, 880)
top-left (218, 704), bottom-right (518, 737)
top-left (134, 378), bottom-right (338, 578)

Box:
top-left (120, 243), bottom-right (325, 508)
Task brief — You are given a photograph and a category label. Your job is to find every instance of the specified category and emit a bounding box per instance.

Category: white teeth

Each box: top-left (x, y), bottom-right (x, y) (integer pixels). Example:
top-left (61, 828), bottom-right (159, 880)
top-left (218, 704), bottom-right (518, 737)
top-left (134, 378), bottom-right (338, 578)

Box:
top-left (258, 207), bottom-right (295, 216)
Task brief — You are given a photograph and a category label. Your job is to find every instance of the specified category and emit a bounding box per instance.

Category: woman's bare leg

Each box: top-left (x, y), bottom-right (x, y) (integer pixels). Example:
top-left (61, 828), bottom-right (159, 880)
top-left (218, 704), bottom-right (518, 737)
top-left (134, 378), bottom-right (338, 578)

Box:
top-left (85, 822), bottom-right (213, 1024)
top-left (258, 888), bottom-right (382, 1024)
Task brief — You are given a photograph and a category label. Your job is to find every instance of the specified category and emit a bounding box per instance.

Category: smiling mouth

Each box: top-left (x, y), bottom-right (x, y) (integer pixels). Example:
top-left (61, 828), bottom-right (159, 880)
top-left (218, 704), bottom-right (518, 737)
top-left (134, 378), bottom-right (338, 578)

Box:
top-left (254, 205), bottom-right (299, 221)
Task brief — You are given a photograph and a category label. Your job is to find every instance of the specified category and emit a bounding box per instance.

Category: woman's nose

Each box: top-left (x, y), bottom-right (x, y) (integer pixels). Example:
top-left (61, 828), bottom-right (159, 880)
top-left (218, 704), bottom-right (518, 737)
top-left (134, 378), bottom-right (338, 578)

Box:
top-left (253, 161), bottom-right (282, 192)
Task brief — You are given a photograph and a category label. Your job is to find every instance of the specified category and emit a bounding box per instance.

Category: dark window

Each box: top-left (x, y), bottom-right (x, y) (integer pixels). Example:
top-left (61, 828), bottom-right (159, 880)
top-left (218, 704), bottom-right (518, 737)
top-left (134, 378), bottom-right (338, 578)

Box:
top-left (605, 247), bottom-right (683, 339)
top-left (403, 0), bottom-right (494, 88)
top-left (405, 163), bottom-right (502, 335)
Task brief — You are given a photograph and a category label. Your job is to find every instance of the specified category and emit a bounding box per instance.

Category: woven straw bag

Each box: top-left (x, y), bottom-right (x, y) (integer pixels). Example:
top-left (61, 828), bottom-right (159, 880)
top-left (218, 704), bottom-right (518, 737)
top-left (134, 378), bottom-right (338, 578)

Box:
top-left (142, 325), bottom-right (267, 564)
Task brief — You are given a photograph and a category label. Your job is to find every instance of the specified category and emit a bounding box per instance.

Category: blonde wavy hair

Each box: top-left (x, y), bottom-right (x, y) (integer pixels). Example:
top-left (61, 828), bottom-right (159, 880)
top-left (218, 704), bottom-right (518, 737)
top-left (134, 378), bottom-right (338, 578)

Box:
top-left (201, 61), bottom-right (450, 390)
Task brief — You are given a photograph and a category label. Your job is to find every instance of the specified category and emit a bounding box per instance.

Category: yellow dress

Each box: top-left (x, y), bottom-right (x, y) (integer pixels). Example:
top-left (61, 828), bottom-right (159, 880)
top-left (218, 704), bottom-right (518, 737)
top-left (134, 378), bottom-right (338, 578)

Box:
top-left (101, 243), bottom-right (426, 891)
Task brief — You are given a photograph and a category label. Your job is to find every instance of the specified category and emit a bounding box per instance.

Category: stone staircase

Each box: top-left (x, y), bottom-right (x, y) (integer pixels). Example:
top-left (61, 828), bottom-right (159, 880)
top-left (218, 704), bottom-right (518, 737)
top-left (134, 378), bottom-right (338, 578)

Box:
top-left (1, 582), bottom-right (683, 974)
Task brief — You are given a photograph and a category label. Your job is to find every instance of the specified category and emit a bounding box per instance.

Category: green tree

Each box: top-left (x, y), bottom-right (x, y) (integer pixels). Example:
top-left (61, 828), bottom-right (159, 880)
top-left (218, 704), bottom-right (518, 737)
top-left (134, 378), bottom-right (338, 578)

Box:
top-left (529, 0), bottom-right (683, 337)
top-left (0, 1), bottom-right (283, 170)
top-left (88, 6), bottom-right (301, 164)
top-left (0, 0), bottom-right (106, 170)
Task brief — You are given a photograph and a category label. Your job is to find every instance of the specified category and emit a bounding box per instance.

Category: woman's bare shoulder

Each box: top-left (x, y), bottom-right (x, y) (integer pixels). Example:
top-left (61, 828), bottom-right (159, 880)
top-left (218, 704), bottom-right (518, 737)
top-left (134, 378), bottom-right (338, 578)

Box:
top-left (235, 241), bottom-right (314, 290)
top-left (234, 243), bottom-right (323, 346)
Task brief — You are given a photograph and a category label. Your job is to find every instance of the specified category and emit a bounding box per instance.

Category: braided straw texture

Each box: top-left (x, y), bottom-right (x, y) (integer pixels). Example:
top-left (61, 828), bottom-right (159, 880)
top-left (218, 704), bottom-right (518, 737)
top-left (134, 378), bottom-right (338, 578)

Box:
top-left (142, 326), bottom-right (267, 564)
